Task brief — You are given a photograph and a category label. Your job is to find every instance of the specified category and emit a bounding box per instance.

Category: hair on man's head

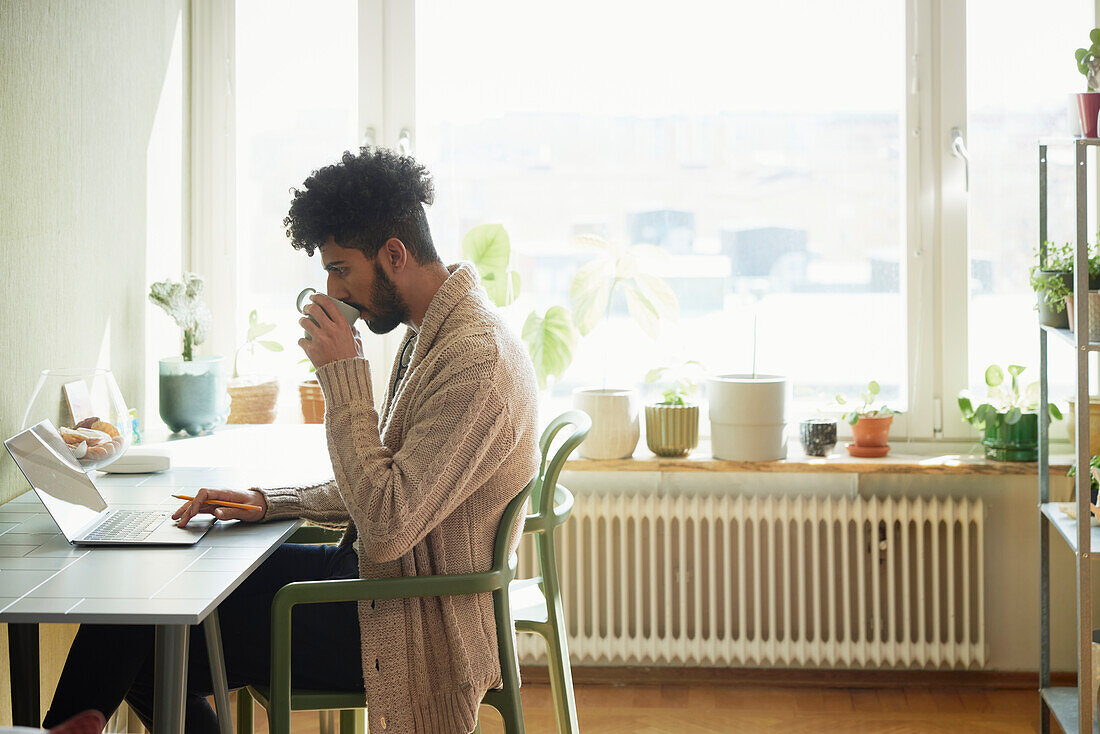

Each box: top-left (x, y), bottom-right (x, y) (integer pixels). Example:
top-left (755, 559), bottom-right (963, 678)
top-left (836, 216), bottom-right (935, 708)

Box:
top-left (284, 147), bottom-right (441, 264)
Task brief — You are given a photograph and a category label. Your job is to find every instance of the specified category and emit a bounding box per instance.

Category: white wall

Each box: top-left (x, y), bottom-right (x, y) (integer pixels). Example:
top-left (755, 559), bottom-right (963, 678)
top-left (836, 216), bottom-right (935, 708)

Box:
top-left (0, 0), bottom-right (187, 501)
top-left (0, 0), bottom-right (188, 723)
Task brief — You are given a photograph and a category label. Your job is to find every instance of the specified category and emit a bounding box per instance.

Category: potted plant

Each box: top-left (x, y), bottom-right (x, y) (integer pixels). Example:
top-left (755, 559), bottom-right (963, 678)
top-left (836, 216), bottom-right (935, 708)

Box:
top-left (227, 310), bottom-right (283, 424)
top-left (567, 235), bottom-right (679, 459)
top-left (461, 224), bottom-right (580, 392)
top-left (799, 414), bottom-right (838, 457)
top-left (1031, 240), bottom-right (1100, 328)
top-left (958, 364), bottom-right (1063, 461)
top-left (149, 273), bottom-right (227, 435)
top-left (465, 225), bottom-right (678, 459)
top-left (836, 380), bottom-right (901, 458)
top-left (296, 360), bottom-right (325, 424)
top-left (643, 360), bottom-right (704, 457)
top-left (708, 290), bottom-right (788, 461)
top-left (1075, 28), bottom-right (1100, 137)
top-left (1066, 455), bottom-right (1100, 518)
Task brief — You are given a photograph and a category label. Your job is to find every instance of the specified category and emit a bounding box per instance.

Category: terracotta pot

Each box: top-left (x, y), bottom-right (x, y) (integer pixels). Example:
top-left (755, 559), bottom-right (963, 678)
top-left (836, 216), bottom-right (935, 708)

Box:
top-left (299, 379), bottom-right (325, 424)
top-left (851, 415), bottom-right (893, 447)
top-left (1065, 292), bottom-right (1100, 341)
top-left (1067, 398), bottom-right (1100, 456)
top-left (1076, 91), bottom-right (1100, 138)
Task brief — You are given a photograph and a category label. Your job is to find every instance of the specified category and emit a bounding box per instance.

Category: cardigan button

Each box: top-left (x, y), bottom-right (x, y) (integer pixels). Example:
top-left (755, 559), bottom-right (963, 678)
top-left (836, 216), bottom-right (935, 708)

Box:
top-left (380, 716), bottom-right (387, 729)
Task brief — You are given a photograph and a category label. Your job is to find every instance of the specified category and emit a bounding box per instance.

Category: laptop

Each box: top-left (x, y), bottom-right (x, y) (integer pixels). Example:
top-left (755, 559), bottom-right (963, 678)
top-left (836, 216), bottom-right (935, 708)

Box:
top-left (4, 420), bottom-right (213, 546)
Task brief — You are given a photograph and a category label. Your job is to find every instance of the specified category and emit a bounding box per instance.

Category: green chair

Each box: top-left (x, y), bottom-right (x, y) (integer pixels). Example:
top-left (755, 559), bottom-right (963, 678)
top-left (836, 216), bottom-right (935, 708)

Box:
top-left (510, 409), bottom-right (589, 734)
top-left (234, 411), bottom-right (591, 734)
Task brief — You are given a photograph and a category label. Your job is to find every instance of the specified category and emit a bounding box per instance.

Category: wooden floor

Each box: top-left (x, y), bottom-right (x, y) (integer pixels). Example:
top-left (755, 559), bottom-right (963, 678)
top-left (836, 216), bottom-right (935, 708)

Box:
top-left (239, 683), bottom-right (1043, 734)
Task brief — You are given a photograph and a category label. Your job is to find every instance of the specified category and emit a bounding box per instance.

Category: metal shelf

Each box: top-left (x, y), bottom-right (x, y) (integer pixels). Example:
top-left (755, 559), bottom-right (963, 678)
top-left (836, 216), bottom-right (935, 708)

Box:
top-left (1042, 688), bottom-right (1100, 734)
top-left (1039, 139), bottom-right (1096, 734)
top-left (1040, 324), bottom-right (1100, 351)
top-left (1040, 503), bottom-right (1100, 555)
top-left (1039, 137), bottom-right (1100, 146)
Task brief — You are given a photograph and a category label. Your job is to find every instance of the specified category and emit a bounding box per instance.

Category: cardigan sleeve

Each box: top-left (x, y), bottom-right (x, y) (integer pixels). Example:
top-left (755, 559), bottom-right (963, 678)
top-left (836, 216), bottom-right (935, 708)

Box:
top-left (258, 478), bottom-right (351, 528)
top-left (315, 354), bottom-right (519, 564)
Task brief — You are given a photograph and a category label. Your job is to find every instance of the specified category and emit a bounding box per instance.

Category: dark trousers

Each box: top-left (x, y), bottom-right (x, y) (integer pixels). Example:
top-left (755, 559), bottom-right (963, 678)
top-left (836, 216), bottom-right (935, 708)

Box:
top-left (43, 542), bottom-right (365, 733)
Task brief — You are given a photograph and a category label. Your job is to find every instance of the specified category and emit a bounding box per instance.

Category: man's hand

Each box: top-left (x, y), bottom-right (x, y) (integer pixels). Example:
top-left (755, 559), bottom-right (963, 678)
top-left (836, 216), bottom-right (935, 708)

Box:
top-left (299, 295), bottom-right (363, 370)
top-left (172, 487), bottom-right (267, 528)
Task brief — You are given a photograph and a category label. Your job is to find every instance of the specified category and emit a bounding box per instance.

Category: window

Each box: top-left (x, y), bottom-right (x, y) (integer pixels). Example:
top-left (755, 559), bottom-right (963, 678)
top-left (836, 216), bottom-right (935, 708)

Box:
top-left (235, 0), bottom-right (358, 413)
top-left (965, 0), bottom-right (1092, 407)
top-left (416, 0), bottom-right (907, 423)
top-left (210, 1), bottom-right (1100, 438)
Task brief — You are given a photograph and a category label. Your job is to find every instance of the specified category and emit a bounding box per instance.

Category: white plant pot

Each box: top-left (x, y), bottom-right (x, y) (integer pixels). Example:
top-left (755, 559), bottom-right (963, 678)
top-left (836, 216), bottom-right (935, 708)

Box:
top-left (708, 374), bottom-right (788, 461)
top-left (572, 388), bottom-right (640, 460)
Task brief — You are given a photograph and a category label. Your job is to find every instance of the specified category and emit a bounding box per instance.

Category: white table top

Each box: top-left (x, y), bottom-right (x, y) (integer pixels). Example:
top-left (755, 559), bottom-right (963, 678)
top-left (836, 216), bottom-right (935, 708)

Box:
top-left (0, 425), bottom-right (334, 625)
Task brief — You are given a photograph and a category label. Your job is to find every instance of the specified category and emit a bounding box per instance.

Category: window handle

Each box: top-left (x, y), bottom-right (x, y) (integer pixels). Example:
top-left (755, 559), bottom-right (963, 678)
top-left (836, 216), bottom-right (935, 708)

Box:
top-left (950, 127), bottom-right (969, 192)
top-left (362, 127), bottom-right (376, 148)
top-left (397, 128), bottom-right (412, 155)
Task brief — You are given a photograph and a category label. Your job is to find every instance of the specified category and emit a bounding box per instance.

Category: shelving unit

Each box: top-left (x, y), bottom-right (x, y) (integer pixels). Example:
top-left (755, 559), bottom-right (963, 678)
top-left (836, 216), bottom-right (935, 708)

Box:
top-left (1039, 138), bottom-right (1099, 734)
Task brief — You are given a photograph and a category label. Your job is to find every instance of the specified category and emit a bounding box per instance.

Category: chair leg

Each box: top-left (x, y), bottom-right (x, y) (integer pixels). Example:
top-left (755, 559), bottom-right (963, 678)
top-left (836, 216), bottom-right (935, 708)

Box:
top-left (235, 689), bottom-right (254, 734)
top-left (542, 624), bottom-right (580, 734)
top-left (338, 708), bottom-right (365, 734)
top-left (319, 710), bottom-right (334, 734)
top-left (496, 684), bottom-right (525, 734)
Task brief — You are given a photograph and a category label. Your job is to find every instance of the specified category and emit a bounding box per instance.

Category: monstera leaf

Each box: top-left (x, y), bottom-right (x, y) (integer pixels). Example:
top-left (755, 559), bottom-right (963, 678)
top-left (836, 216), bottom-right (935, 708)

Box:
top-left (522, 306), bottom-right (578, 390)
top-left (462, 224), bottom-right (520, 307)
top-left (568, 236), bottom-right (679, 338)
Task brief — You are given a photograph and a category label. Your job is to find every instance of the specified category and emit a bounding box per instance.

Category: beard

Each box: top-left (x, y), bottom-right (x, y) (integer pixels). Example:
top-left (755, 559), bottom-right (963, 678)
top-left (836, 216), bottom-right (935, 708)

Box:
top-left (363, 261), bottom-right (410, 335)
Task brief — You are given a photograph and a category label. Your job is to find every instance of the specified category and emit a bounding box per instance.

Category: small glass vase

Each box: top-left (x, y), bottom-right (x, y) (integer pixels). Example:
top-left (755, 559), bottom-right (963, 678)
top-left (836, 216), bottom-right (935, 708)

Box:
top-left (22, 368), bottom-right (133, 471)
top-left (159, 356), bottom-right (229, 436)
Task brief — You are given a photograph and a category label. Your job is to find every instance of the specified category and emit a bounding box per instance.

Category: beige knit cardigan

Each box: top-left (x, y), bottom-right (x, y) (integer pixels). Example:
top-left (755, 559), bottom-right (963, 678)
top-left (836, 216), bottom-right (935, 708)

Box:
top-left (259, 263), bottom-right (539, 734)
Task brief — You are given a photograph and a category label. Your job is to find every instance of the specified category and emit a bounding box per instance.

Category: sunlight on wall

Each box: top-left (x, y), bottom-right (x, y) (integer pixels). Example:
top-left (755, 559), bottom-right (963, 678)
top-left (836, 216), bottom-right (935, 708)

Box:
top-left (145, 11), bottom-right (186, 429)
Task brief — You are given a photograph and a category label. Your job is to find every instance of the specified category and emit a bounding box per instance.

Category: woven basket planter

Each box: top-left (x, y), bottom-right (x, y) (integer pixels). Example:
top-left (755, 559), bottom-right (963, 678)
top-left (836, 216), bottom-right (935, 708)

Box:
top-left (227, 376), bottom-right (279, 424)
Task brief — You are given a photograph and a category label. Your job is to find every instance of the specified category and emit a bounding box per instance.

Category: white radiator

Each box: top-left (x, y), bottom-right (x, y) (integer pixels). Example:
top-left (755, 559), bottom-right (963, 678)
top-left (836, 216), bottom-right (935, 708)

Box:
top-left (517, 493), bottom-right (985, 669)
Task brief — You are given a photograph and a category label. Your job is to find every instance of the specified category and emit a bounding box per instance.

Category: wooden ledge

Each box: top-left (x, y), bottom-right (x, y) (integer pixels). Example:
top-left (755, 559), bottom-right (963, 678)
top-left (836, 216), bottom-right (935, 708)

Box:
top-left (565, 441), bottom-right (1074, 476)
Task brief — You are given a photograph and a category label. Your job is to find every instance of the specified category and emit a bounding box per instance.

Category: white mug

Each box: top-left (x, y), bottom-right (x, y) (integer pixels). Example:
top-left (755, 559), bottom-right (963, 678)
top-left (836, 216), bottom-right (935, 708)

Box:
top-left (296, 288), bottom-right (360, 341)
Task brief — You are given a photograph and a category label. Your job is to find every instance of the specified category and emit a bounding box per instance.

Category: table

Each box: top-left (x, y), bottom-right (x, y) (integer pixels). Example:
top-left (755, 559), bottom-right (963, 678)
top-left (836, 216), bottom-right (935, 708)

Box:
top-left (0, 425), bottom-right (333, 734)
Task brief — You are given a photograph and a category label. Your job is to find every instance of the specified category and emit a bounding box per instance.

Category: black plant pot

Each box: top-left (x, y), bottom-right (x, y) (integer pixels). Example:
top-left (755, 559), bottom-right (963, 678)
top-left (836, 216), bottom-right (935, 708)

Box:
top-left (1036, 270), bottom-right (1100, 328)
top-left (799, 418), bottom-right (837, 457)
top-left (1036, 271), bottom-right (1072, 328)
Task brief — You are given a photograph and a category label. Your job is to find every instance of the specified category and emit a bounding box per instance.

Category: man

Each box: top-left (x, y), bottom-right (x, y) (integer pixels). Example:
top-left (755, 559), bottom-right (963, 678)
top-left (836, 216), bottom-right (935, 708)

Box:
top-left (44, 148), bottom-right (539, 734)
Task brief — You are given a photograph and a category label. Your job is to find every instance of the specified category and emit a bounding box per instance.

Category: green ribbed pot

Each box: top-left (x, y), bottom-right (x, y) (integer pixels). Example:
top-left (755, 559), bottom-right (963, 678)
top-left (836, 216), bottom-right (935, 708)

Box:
top-left (644, 404), bottom-right (700, 457)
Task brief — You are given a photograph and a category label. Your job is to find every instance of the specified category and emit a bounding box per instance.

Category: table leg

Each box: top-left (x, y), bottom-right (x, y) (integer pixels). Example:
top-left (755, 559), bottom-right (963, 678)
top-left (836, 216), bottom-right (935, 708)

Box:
top-left (202, 609), bottom-right (234, 734)
top-left (8, 623), bottom-right (40, 727)
top-left (153, 624), bottom-right (189, 734)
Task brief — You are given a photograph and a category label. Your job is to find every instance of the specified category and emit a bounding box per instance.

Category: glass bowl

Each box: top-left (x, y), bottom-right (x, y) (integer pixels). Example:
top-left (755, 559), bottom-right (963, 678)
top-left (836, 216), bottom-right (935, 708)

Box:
top-left (22, 368), bottom-right (133, 471)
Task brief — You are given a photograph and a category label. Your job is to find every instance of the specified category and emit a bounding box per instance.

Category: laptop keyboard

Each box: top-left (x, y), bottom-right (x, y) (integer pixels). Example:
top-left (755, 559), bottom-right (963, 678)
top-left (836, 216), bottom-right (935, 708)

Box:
top-left (83, 510), bottom-right (167, 541)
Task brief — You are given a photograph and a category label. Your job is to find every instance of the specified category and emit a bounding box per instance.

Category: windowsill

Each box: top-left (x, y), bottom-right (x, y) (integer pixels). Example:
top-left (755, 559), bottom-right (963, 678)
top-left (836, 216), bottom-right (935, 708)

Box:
top-left (137, 425), bottom-right (1075, 477)
top-left (565, 439), bottom-right (1075, 475)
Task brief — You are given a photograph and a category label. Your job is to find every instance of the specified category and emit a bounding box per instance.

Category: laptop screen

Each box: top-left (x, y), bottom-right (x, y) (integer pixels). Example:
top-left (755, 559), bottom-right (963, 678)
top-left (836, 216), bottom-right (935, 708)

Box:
top-left (4, 420), bottom-right (107, 540)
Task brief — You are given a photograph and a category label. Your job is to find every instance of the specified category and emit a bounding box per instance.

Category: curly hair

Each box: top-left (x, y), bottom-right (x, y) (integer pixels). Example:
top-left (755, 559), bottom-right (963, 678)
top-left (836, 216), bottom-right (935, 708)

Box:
top-left (284, 147), bottom-right (441, 264)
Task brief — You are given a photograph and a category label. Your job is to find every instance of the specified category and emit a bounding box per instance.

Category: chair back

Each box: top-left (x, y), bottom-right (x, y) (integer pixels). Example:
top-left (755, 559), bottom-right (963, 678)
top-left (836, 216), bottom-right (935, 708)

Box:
top-left (492, 473), bottom-right (538, 572)
top-left (530, 411), bottom-right (591, 521)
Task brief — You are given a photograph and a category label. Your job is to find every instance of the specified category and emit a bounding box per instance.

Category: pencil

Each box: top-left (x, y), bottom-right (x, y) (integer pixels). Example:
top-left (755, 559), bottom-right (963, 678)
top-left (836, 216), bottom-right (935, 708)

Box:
top-left (171, 494), bottom-right (263, 512)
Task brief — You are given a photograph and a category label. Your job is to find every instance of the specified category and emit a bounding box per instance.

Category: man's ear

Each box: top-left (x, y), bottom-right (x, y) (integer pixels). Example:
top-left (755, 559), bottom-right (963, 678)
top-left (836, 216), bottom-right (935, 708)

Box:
top-left (379, 237), bottom-right (409, 273)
